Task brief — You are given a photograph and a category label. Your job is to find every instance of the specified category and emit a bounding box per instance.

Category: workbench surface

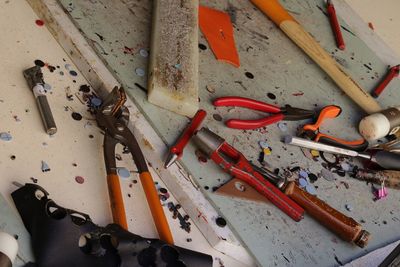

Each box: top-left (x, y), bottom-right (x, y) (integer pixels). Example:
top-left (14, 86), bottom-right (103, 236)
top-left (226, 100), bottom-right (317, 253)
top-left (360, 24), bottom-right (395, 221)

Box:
top-left (1, 0), bottom-right (400, 267)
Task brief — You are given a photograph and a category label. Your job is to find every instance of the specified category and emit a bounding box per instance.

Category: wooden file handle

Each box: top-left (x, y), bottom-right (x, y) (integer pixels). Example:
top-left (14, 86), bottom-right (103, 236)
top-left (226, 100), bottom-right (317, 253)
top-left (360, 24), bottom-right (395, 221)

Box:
top-left (355, 169), bottom-right (400, 189)
top-left (140, 171), bottom-right (174, 244)
top-left (107, 173), bottom-right (128, 229)
top-left (250, 0), bottom-right (381, 114)
top-left (284, 181), bottom-right (370, 247)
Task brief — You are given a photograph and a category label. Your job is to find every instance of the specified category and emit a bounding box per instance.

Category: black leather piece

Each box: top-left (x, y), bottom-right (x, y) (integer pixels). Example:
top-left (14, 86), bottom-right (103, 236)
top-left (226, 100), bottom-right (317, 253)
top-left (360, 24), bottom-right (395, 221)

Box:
top-left (12, 184), bottom-right (212, 267)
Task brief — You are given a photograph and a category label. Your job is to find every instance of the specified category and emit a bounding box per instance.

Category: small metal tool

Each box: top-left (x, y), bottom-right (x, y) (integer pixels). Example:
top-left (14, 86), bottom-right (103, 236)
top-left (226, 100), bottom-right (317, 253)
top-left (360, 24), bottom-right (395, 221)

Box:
top-left (372, 65), bottom-right (400, 98)
top-left (193, 127), bottom-right (305, 221)
top-left (327, 0), bottom-right (345, 50)
top-left (164, 109), bottom-right (207, 168)
top-left (285, 135), bottom-right (400, 170)
top-left (23, 66), bottom-right (57, 135)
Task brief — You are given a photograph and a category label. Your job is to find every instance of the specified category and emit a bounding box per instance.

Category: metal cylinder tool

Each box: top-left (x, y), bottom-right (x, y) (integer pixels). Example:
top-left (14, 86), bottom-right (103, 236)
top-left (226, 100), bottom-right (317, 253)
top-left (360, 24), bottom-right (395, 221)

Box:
top-left (285, 136), bottom-right (400, 170)
top-left (23, 66), bottom-right (57, 135)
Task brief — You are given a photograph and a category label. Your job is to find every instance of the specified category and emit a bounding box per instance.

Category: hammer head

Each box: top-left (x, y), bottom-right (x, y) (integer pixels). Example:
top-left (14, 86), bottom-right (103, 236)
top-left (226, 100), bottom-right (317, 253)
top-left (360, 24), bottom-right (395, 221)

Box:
top-left (23, 66), bottom-right (44, 89)
top-left (192, 128), bottom-right (225, 158)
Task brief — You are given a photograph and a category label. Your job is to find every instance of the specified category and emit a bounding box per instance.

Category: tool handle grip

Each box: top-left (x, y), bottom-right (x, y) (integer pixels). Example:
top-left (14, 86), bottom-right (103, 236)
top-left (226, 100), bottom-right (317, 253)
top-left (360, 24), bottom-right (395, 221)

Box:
top-left (213, 97), bottom-right (281, 113)
top-left (226, 113), bottom-right (284, 129)
top-left (372, 66), bottom-right (400, 97)
top-left (373, 151), bottom-right (400, 170)
top-left (36, 95), bottom-right (57, 135)
top-left (171, 109), bottom-right (207, 156)
top-left (355, 169), bottom-right (400, 189)
top-left (316, 132), bottom-right (368, 152)
top-left (284, 181), bottom-right (370, 247)
top-left (327, 3), bottom-right (345, 50)
top-left (107, 174), bottom-right (128, 229)
top-left (140, 171), bottom-right (174, 244)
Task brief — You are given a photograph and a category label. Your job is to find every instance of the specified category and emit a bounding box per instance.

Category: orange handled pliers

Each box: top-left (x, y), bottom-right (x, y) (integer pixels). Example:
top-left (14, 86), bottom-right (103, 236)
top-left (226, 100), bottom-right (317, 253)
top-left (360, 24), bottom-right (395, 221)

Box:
top-left (213, 96), bottom-right (316, 129)
top-left (95, 87), bottom-right (173, 244)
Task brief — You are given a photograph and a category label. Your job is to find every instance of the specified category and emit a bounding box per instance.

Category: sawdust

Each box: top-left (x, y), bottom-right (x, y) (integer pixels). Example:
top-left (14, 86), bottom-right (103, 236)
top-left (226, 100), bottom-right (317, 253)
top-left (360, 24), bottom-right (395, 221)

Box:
top-left (154, 0), bottom-right (197, 94)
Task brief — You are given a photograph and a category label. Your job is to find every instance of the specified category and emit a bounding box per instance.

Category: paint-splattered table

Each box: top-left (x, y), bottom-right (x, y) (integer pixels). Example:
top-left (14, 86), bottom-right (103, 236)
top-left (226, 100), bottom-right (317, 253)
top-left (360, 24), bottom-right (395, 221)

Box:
top-left (46, 0), bottom-right (400, 266)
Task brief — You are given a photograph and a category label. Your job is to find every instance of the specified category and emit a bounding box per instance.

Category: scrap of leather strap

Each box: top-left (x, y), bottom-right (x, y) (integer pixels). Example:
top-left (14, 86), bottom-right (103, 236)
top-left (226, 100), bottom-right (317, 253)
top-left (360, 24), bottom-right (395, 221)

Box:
top-left (199, 5), bottom-right (240, 67)
top-left (12, 183), bottom-right (212, 267)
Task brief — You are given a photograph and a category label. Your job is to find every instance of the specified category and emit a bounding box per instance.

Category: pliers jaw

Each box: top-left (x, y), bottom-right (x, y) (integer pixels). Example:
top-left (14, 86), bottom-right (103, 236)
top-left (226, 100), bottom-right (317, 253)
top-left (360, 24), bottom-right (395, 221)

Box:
top-left (95, 87), bottom-right (130, 143)
top-left (281, 105), bottom-right (317, 121)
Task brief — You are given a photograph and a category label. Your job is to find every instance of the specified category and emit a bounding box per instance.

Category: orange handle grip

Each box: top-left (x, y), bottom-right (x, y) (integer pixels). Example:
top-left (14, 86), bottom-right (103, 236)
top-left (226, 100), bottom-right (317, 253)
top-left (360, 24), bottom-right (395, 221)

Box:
top-left (250, 0), bottom-right (296, 25)
top-left (284, 181), bottom-right (370, 247)
top-left (140, 171), bottom-right (174, 244)
top-left (107, 174), bottom-right (128, 229)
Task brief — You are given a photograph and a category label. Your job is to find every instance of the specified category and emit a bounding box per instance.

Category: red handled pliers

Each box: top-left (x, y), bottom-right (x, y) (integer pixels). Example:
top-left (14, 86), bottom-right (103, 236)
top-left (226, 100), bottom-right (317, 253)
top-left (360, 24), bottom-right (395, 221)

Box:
top-left (213, 96), bottom-right (316, 130)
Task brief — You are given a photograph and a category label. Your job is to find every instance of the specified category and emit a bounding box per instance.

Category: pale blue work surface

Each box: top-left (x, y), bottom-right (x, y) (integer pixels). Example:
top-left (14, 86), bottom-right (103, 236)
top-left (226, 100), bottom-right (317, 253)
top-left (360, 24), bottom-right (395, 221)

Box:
top-left (58, 0), bottom-right (400, 266)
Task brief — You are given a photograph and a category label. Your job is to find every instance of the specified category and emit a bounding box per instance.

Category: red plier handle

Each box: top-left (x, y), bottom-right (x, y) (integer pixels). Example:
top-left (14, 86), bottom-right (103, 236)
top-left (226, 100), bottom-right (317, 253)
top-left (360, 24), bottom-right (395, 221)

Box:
top-left (213, 96), bottom-right (284, 129)
top-left (211, 142), bottom-right (304, 221)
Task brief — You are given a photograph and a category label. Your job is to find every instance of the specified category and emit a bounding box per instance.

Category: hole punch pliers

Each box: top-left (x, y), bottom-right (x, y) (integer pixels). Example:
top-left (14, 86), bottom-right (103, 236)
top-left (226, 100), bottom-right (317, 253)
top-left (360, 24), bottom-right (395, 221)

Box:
top-left (95, 87), bottom-right (173, 244)
top-left (213, 96), bottom-right (317, 129)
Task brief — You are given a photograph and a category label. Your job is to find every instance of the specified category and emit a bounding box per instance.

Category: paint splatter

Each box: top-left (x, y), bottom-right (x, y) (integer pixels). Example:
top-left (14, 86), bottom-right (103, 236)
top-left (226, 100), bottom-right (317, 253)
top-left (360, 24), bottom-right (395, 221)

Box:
top-left (368, 22), bottom-right (374, 30)
top-left (321, 169), bottom-right (336, 181)
top-left (117, 167), bottom-right (130, 179)
top-left (245, 71), bottom-right (254, 79)
top-left (135, 68), bottom-right (145, 76)
top-left (0, 132), bottom-right (12, 141)
top-left (47, 65), bottom-right (56, 72)
top-left (123, 46), bottom-right (134, 55)
top-left (305, 184), bottom-right (317, 195)
top-left (34, 59), bottom-right (45, 67)
top-left (41, 160), bottom-right (50, 172)
top-left (299, 170), bottom-right (308, 179)
top-left (43, 83), bottom-right (52, 91)
top-left (79, 84), bottom-right (90, 93)
top-left (308, 173), bottom-right (318, 182)
top-left (69, 70), bottom-right (78, 76)
top-left (277, 122), bottom-right (287, 132)
top-left (75, 176), bottom-right (85, 184)
top-left (292, 92), bottom-right (304, 96)
top-left (35, 19), bottom-right (44, 26)
top-left (71, 112), bottom-right (82, 121)
top-left (299, 178), bottom-right (308, 187)
top-left (267, 93), bottom-right (276, 100)
top-left (90, 97), bottom-right (102, 107)
top-left (212, 114), bottom-right (222, 121)
top-left (198, 43), bottom-right (207, 50)
top-left (94, 32), bottom-right (104, 41)
top-left (139, 48), bottom-right (149, 57)
top-left (206, 85), bottom-right (215, 93)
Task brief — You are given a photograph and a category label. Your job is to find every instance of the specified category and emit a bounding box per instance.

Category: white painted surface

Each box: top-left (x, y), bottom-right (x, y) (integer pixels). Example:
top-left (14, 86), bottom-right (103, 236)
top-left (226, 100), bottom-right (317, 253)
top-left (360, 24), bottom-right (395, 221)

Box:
top-left (346, 0), bottom-right (400, 57)
top-left (0, 1), bottom-right (246, 266)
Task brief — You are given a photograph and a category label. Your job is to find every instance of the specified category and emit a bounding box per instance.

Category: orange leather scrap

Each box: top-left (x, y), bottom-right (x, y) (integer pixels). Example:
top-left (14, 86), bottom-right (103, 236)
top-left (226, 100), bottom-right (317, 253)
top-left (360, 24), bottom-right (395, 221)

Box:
top-left (199, 5), bottom-right (240, 67)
